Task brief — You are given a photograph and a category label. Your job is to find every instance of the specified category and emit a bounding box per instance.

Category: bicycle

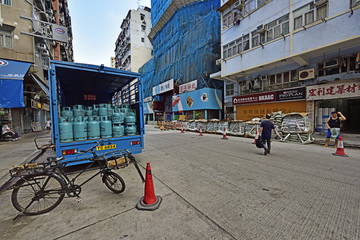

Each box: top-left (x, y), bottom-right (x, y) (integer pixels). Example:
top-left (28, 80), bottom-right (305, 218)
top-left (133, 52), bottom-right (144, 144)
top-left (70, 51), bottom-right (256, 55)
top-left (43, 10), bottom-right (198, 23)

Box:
top-left (9, 143), bottom-right (144, 216)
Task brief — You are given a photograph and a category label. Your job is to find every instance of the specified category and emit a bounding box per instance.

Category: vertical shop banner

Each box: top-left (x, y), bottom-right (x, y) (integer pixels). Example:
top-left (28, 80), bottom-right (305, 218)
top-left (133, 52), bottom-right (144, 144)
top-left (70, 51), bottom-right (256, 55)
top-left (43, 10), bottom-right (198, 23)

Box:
top-left (306, 81), bottom-right (360, 100)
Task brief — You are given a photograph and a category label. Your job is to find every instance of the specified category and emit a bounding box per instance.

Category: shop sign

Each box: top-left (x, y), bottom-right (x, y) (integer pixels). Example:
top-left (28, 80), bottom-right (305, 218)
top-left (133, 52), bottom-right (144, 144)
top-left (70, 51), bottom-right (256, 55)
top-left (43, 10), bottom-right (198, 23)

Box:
top-left (144, 96), bottom-right (153, 103)
top-left (179, 80), bottom-right (197, 94)
top-left (152, 79), bottom-right (174, 96)
top-left (43, 104), bottom-right (50, 111)
top-left (84, 94), bottom-right (96, 101)
top-left (276, 87), bottom-right (306, 101)
top-left (232, 92), bottom-right (276, 105)
top-left (306, 81), bottom-right (360, 100)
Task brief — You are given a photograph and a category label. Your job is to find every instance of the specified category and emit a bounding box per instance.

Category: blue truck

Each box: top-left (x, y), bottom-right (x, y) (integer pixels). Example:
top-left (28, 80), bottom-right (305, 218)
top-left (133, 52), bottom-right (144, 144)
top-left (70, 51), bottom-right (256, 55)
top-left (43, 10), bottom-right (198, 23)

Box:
top-left (48, 60), bottom-right (144, 166)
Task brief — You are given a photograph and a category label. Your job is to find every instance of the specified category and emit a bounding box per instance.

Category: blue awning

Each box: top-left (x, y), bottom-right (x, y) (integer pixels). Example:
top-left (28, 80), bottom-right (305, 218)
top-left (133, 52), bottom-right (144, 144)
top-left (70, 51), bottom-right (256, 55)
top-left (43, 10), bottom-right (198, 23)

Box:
top-left (31, 74), bottom-right (49, 97)
top-left (0, 59), bottom-right (31, 108)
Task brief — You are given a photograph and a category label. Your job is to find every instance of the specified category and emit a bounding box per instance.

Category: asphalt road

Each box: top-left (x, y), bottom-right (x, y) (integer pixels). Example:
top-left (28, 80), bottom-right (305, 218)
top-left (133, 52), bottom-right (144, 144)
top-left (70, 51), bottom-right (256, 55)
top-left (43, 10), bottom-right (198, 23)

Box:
top-left (0, 126), bottom-right (359, 240)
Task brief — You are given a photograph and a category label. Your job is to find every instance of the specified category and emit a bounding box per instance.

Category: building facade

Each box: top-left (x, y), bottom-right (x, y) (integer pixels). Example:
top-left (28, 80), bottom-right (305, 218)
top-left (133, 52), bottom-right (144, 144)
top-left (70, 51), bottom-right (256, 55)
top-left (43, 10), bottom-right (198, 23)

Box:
top-left (140, 0), bottom-right (223, 123)
top-left (215, 0), bottom-right (360, 133)
top-left (0, 0), bottom-right (73, 135)
top-left (114, 6), bottom-right (152, 73)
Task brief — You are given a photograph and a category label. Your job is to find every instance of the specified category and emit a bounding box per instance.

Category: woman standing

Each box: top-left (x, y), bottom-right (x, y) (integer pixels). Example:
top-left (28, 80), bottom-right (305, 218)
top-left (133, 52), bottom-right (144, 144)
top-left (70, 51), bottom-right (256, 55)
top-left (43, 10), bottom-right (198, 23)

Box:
top-left (324, 111), bottom-right (346, 148)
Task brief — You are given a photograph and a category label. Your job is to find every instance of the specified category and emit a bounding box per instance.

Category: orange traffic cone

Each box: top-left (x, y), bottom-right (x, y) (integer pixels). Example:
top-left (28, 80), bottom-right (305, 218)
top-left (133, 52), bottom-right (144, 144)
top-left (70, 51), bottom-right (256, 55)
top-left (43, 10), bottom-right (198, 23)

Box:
top-left (199, 126), bottom-right (203, 136)
top-left (253, 130), bottom-right (259, 144)
top-left (332, 136), bottom-right (348, 157)
top-left (181, 124), bottom-right (184, 133)
top-left (136, 162), bottom-right (162, 210)
top-left (221, 127), bottom-right (228, 140)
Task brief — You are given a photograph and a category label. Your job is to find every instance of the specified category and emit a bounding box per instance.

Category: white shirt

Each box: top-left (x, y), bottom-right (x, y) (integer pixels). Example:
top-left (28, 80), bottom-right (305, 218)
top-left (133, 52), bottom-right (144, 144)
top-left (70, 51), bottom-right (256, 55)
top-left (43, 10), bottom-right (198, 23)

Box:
top-left (2, 124), bottom-right (11, 134)
top-left (46, 120), bottom-right (51, 127)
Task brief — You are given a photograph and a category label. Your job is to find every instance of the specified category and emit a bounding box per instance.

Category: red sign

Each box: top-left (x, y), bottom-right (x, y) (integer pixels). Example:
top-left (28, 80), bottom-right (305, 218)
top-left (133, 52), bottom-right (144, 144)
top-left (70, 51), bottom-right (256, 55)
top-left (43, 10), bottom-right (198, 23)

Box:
top-left (306, 81), bottom-right (360, 100)
top-left (232, 92), bottom-right (276, 105)
top-left (84, 95), bottom-right (97, 101)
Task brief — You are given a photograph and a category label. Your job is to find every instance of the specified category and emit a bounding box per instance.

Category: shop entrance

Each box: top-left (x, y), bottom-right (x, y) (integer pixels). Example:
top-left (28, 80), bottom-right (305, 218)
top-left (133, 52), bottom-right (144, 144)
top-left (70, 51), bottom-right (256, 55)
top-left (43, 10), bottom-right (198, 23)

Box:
top-left (318, 98), bottom-right (360, 133)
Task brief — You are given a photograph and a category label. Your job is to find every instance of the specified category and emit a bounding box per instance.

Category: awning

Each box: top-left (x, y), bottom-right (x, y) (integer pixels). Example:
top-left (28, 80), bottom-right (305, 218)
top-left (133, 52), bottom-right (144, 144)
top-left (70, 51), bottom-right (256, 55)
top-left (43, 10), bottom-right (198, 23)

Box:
top-left (31, 74), bottom-right (50, 97)
top-left (0, 59), bottom-right (31, 108)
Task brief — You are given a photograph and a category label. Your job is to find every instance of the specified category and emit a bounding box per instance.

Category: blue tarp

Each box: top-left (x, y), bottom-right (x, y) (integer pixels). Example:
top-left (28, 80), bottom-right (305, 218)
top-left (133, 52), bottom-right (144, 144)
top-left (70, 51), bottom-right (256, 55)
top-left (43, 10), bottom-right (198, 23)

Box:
top-left (139, 0), bottom-right (222, 99)
top-left (0, 59), bottom-right (31, 108)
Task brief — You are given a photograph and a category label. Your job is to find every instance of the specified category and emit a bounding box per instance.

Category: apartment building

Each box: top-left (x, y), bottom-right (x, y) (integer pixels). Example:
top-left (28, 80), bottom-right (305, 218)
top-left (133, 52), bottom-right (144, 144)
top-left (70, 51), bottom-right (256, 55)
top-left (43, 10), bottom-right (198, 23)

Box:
top-left (214, 0), bottom-right (360, 133)
top-left (114, 6), bottom-right (152, 73)
top-left (0, 0), bottom-right (73, 134)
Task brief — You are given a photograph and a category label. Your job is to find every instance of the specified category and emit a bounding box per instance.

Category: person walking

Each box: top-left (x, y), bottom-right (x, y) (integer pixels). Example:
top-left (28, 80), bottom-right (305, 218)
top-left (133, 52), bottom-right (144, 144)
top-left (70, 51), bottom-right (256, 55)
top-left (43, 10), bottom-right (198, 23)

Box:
top-left (324, 111), bottom-right (346, 148)
top-left (2, 122), bottom-right (19, 141)
top-left (259, 114), bottom-right (279, 156)
top-left (45, 118), bottom-right (51, 133)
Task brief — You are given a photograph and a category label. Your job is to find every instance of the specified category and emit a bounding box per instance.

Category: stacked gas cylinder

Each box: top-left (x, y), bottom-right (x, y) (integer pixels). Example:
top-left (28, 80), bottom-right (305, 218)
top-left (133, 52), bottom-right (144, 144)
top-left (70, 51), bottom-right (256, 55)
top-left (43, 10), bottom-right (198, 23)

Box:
top-left (59, 104), bottom-right (137, 143)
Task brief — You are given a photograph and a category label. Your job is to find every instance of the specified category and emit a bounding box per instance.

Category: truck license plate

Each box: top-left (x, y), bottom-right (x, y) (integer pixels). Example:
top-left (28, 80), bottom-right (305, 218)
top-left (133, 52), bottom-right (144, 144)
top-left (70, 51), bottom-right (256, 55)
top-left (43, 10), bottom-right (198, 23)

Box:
top-left (96, 144), bottom-right (116, 151)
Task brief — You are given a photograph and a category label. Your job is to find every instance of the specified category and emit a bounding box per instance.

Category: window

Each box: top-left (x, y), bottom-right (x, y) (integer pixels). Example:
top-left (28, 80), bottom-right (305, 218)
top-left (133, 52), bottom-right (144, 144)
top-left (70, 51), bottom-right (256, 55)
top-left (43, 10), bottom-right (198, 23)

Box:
top-left (226, 84), bottom-right (234, 96)
top-left (244, 0), bottom-right (256, 13)
top-left (236, 39), bottom-right (242, 53)
top-left (0, 28), bottom-right (13, 49)
top-left (265, 15), bottom-right (289, 42)
top-left (251, 30), bottom-right (259, 48)
top-left (243, 34), bottom-right (250, 51)
top-left (141, 25), bottom-right (146, 31)
top-left (223, 45), bottom-right (228, 59)
top-left (316, 3), bottom-right (328, 20)
top-left (293, 3), bottom-right (327, 30)
top-left (140, 14), bottom-right (145, 21)
top-left (141, 37), bottom-right (145, 43)
top-left (1, 0), bottom-right (11, 6)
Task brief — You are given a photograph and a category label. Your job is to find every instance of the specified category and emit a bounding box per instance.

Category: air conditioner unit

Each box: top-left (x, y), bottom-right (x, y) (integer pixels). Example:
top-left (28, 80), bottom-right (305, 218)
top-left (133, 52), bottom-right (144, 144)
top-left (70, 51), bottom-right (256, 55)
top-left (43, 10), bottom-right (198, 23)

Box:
top-left (314, 0), bottom-right (328, 6)
top-left (298, 68), bottom-right (315, 81)
top-left (216, 59), bottom-right (222, 66)
top-left (37, 43), bottom-right (46, 50)
top-left (260, 75), bottom-right (267, 81)
top-left (257, 24), bottom-right (267, 34)
top-left (324, 59), bottom-right (339, 68)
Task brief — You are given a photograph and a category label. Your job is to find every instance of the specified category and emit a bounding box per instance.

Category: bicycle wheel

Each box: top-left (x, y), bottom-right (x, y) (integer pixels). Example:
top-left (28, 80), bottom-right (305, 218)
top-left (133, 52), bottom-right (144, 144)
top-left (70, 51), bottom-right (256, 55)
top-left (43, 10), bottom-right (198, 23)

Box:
top-left (11, 173), bottom-right (65, 215)
top-left (102, 172), bottom-right (125, 193)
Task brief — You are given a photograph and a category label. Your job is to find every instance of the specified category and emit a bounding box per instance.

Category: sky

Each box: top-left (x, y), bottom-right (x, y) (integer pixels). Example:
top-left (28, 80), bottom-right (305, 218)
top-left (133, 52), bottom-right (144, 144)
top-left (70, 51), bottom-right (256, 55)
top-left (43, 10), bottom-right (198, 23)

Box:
top-left (67, 0), bottom-right (151, 67)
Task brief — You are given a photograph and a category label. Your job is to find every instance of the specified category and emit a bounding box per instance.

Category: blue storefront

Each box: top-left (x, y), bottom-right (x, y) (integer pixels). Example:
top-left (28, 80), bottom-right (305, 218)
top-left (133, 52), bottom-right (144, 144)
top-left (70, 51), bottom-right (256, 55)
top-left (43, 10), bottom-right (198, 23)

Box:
top-left (172, 88), bottom-right (222, 120)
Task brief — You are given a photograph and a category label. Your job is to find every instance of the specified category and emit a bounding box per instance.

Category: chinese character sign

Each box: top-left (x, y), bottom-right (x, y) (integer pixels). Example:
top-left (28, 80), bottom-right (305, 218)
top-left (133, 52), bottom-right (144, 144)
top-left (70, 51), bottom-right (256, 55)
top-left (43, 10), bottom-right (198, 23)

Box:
top-left (306, 81), bottom-right (360, 100)
top-left (179, 80), bottom-right (197, 94)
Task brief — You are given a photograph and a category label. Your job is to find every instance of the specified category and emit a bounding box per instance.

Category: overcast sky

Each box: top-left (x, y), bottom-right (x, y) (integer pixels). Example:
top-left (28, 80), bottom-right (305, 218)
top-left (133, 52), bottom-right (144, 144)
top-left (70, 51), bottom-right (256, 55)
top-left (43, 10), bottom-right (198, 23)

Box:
top-left (68, 0), bottom-right (151, 67)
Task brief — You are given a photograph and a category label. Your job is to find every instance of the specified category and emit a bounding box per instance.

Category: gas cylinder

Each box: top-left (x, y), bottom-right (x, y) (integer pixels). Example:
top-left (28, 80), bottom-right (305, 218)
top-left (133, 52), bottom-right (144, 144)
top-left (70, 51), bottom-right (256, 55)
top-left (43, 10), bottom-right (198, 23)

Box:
top-left (100, 116), bottom-right (112, 138)
top-left (85, 106), bottom-right (93, 116)
top-left (87, 116), bottom-right (100, 140)
top-left (107, 104), bottom-right (113, 116)
top-left (125, 123), bottom-right (136, 136)
top-left (112, 123), bottom-right (125, 137)
top-left (61, 107), bottom-right (73, 120)
top-left (120, 104), bottom-right (130, 115)
top-left (93, 104), bottom-right (99, 116)
top-left (73, 105), bottom-right (84, 118)
top-left (73, 116), bottom-right (87, 141)
top-left (59, 117), bottom-right (73, 143)
top-left (112, 109), bottom-right (125, 124)
top-left (99, 104), bottom-right (108, 116)
top-left (125, 110), bottom-right (136, 124)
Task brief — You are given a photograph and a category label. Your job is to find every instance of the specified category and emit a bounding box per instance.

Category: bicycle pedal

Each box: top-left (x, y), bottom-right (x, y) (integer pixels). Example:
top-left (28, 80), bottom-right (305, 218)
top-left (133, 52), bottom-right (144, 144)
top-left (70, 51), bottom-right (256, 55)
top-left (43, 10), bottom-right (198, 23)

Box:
top-left (76, 197), bottom-right (82, 204)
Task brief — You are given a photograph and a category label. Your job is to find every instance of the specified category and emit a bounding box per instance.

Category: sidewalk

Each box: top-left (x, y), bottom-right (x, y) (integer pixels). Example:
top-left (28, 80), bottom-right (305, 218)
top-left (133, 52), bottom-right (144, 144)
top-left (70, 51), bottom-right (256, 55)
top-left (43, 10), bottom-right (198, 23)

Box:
top-left (313, 132), bottom-right (360, 148)
top-left (0, 131), bottom-right (51, 192)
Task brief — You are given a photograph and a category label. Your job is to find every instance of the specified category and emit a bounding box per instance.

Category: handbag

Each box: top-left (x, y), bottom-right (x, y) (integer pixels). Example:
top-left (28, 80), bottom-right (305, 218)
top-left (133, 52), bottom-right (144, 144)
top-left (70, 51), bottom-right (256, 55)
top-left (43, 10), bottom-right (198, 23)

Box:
top-left (256, 136), bottom-right (264, 148)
